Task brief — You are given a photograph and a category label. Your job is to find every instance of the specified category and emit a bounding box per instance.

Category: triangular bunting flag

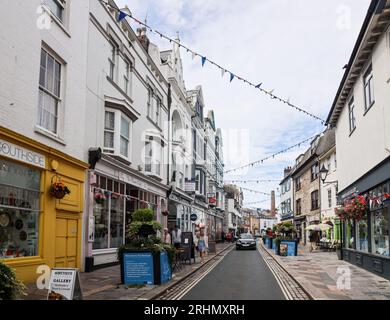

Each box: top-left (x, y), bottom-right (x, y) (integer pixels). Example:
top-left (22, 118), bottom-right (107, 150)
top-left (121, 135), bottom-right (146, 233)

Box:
top-left (201, 56), bottom-right (206, 67)
top-left (255, 83), bottom-right (262, 89)
top-left (221, 69), bottom-right (226, 78)
top-left (230, 73), bottom-right (235, 82)
top-left (118, 11), bottom-right (127, 22)
top-left (192, 52), bottom-right (196, 60)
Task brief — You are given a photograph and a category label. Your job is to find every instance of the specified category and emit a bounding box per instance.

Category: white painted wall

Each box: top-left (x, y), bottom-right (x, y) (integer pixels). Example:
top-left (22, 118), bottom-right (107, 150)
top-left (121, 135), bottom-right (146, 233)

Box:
top-left (336, 28), bottom-right (390, 192)
top-left (0, 0), bottom-right (89, 160)
top-left (320, 148), bottom-right (338, 220)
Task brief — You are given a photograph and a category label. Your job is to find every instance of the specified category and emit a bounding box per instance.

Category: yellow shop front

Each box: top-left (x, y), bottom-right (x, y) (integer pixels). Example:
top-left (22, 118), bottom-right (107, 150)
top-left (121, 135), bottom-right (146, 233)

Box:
top-left (0, 127), bottom-right (88, 284)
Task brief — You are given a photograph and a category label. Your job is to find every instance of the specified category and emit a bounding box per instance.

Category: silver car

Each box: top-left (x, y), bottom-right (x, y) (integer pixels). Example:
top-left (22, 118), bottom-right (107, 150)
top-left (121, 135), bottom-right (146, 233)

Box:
top-left (236, 233), bottom-right (257, 250)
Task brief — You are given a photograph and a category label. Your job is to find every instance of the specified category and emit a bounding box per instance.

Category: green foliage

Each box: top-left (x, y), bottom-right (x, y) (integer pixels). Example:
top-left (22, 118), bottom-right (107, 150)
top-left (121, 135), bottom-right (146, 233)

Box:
top-left (0, 262), bottom-right (26, 300)
top-left (274, 222), bottom-right (297, 238)
top-left (132, 209), bottom-right (154, 223)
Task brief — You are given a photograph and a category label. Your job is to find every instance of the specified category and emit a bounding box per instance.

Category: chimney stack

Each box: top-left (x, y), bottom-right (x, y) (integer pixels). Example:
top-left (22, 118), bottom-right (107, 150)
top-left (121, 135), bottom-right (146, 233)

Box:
top-left (271, 190), bottom-right (275, 216)
top-left (284, 166), bottom-right (292, 177)
top-left (137, 27), bottom-right (150, 52)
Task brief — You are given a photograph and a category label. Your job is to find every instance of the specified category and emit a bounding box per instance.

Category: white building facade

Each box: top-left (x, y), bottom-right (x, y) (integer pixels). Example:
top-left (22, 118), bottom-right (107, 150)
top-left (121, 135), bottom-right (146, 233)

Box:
top-left (279, 167), bottom-right (294, 223)
top-left (326, 0), bottom-right (390, 278)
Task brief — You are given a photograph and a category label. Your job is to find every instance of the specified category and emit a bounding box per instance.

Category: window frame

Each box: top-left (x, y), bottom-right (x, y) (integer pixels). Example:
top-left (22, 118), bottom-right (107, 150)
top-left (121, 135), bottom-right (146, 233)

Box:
top-left (108, 40), bottom-right (117, 81)
top-left (103, 108), bottom-right (132, 160)
top-left (311, 190), bottom-right (319, 210)
top-left (363, 64), bottom-right (375, 112)
top-left (37, 48), bottom-right (63, 135)
top-left (348, 96), bottom-right (356, 135)
top-left (144, 137), bottom-right (163, 178)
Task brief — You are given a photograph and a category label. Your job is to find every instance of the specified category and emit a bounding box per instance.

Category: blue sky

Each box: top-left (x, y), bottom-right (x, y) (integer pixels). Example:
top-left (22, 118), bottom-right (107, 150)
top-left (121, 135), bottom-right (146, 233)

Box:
top-left (116, 0), bottom-right (371, 209)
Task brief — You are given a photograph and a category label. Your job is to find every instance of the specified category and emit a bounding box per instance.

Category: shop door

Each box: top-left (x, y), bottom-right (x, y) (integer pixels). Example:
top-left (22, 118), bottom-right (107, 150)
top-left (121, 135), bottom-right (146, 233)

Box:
top-left (55, 218), bottom-right (78, 268)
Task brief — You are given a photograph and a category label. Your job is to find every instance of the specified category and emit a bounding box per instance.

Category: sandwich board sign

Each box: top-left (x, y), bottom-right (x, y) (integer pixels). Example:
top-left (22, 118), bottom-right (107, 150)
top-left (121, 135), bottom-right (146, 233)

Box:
top-left (47, 268), bottom-right (83, 300)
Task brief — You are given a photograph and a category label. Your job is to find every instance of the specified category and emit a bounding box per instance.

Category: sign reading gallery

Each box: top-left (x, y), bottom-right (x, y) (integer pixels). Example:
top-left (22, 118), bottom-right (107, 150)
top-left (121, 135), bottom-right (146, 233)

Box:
top-left (0, 139), bottom-right (45, 169)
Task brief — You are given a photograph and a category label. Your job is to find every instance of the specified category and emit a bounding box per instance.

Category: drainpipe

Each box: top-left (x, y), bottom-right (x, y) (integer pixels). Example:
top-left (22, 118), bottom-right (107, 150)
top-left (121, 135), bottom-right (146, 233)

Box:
top-left (167, 83), bottom-right (172, 186)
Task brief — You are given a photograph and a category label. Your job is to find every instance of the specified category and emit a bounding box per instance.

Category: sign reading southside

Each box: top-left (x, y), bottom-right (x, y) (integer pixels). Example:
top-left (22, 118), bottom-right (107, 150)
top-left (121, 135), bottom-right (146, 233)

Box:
top-left (47, 268), bottom-right (83, 300)
top-left (0, 139), bottom-right (45, 169)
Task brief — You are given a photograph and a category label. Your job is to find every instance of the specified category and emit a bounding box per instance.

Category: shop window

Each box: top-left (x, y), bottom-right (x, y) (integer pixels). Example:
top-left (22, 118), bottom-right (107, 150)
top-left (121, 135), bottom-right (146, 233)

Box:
top-left (371, 209), bottom-right (389, 256)
top-left (0, 159), bottom-right (40, 259)
top-left (93, 191), bottom-right (124, 250)
top-left (346, 220), bottom-right (355, 249)
top-left (356, 218), bottom-right (369, 252)
top-left (38, 48), bottom-right (62, 134)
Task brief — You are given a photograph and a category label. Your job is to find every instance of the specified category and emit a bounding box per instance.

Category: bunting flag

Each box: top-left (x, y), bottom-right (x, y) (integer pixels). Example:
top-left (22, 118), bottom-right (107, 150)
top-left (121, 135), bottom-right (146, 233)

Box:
top-left (221, 69), bottom-right (226, 78)
top-left (117, 11), bottom-right (128, 22)
top-left (240, 187), bottom-right (271, 196)
top-left (201, 56), bottom-right (206, 67)
top-left (224, 133), bottom-right (320, 174)
top-left (99, 0), bottom-right (325, 124)
top-left (224, 180), bottom-right (282, 183)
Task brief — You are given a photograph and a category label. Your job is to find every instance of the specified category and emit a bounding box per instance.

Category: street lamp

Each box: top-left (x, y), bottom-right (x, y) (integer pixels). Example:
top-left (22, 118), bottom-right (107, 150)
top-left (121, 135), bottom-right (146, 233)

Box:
top-left (319, 164), bottom-right (329, 184)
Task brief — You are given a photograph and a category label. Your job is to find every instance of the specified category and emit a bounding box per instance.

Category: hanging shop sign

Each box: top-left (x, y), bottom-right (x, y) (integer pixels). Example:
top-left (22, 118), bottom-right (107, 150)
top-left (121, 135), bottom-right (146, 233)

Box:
top-left (47, 268), bottom-right (83, 300)
top-left (185, 180), bottom-right (196, 193)
top-left (190, 213), bottom-right (198, 221)
top-left (207, 193), bottom-right (216, 206)
top-left (0, 139), bottom-right (45, 169)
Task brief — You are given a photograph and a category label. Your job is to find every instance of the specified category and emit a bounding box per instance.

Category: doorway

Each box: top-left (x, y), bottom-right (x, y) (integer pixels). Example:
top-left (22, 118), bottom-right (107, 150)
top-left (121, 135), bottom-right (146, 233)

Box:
top-left (55, 218), bottom-right (78, 268)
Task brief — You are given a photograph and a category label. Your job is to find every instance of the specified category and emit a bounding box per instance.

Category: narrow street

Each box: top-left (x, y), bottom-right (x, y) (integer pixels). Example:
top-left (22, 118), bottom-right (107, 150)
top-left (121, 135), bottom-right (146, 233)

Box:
top-left (182, 243), bottom-right (285, 300)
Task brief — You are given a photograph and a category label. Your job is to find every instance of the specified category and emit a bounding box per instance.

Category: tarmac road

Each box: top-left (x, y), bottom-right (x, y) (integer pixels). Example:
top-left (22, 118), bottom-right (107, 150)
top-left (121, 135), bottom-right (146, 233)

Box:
top-left (182, 243), bottom-right (286, 300)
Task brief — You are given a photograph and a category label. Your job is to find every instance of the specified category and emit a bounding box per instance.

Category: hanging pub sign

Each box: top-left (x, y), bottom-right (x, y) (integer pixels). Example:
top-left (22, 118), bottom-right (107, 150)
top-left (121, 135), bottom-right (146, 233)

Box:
top-left (47, 268), bottom-right (83, 300)
top-left (190, 213), bottom-right (198, 222)
top-left (207, 193), bottom-right (216, 206)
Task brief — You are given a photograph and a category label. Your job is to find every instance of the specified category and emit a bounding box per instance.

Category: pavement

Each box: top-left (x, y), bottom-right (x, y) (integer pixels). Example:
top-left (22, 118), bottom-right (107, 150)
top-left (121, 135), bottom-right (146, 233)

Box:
top-left (261, 241), bottom-right (390, 300)
top-left (182, 247), bottom-right (285, 300)
top-left (24, 242), bottom-right (233, 300)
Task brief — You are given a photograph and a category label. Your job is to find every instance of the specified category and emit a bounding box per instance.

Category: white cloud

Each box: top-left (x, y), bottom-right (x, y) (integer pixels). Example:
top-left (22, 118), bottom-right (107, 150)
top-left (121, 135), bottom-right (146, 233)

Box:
top-left (115, 0), bottom-right (371, 209)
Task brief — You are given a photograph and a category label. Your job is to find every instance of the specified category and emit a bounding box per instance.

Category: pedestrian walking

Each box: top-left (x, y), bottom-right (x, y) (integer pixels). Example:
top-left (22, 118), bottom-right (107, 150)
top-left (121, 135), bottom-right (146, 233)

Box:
top-left (195, 228), bottom-right (209, 263)
top-left (221, 230), bottom-right (225, 243)
top-left (163, 228), bottom-right (171, 245)
top-left (172, 225), bottom-right (182, 249)
top-left (309, 230), bottom-right (318, 253)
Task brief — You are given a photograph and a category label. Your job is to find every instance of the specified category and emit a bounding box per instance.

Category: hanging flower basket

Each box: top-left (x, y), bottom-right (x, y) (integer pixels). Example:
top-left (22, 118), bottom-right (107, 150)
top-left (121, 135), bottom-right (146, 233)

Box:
top-left (94, 191), bottom-right (107, 205)
top-left (344, 195), bottom-right (368, 222)
top-left (335, 206), bottom-right (347, 221)
top-left (49, 175), bottom-right (71, 200)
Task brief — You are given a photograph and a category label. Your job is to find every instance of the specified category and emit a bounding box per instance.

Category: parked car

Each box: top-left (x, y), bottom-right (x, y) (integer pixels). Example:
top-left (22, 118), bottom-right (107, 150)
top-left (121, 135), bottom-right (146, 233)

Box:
top-left (236, 233), bottom-right (257, 250)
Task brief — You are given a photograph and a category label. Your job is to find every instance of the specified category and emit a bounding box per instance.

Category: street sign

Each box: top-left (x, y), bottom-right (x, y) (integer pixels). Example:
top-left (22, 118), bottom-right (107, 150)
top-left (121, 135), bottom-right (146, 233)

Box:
top-left (190, 213), bottom-right (198, 221)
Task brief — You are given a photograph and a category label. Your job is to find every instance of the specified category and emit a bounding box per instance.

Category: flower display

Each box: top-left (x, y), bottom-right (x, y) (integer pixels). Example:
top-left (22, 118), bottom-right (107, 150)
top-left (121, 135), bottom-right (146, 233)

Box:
top-left (94, 191), bottom-right (106, 204)
top-left (345, 195), bottom-right (368, 221)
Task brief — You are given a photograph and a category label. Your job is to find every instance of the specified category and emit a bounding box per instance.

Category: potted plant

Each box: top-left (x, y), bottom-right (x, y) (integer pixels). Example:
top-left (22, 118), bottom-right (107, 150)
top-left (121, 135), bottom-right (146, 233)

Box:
top-left (161, 210), bottom-right (169, 217)
top-left (118, 208), bottom-right (174, 285)
top-left (0, 262), bottom-right (26, 300)
top-left (49, 175), bottom-right (71, 199)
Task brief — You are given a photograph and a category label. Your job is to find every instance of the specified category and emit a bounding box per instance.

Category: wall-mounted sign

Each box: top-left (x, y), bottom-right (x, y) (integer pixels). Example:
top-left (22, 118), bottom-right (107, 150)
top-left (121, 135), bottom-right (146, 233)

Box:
top-left (0, 139), bottom-right (45, 169)
top-left (185, 180), bottom-right (196, 193)
top-left (47, 268), bottom-right (83, 300)
top-left (190, 213), bottom-right (198, 221)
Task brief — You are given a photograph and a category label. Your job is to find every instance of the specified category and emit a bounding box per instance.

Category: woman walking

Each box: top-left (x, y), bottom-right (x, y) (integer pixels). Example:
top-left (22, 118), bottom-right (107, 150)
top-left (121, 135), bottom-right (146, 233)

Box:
top-left (195, 228), bottom-right (209, 263)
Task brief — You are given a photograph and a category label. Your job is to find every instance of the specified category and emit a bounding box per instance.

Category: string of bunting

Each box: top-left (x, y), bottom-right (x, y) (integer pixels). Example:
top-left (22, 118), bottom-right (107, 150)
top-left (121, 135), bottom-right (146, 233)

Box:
top-left (239, 187), bottom-right (271, 196)
top-left (224, 133), bottom-right (320, 174)
top-left (99, 0), bottom-right (325, 124)
top-left (243, 199), bottom-right (271, 206)
top-left (224, 179), bottom-right (281, 183)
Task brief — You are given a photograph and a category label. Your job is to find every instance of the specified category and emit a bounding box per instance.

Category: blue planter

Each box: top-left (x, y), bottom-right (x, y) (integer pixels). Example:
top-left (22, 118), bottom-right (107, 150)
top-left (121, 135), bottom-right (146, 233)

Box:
top-left (120, 250), bottom-right (172, 285)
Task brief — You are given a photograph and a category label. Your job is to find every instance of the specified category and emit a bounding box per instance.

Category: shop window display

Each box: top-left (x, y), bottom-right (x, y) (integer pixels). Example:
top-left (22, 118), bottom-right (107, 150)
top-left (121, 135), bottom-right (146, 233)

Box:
top-left (371, 209), bottom-right (389, 256)
top-left (109, 195), bottom-right (124, 248)
top-left (356, 217), bottom-right (369, 252)
top-left (0, 159), bottom-right (40, 259)
top-left (346, 220), bottom-right (355, 249)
